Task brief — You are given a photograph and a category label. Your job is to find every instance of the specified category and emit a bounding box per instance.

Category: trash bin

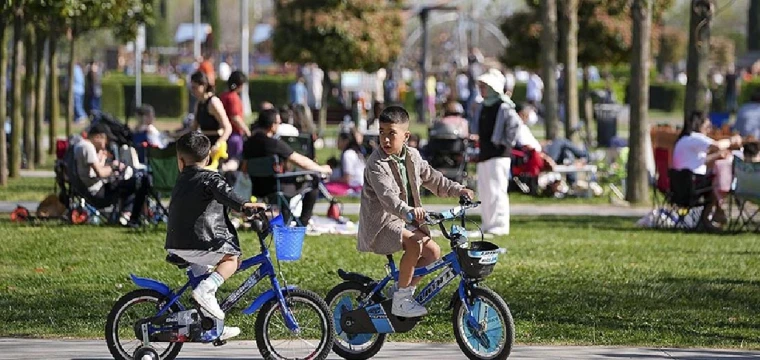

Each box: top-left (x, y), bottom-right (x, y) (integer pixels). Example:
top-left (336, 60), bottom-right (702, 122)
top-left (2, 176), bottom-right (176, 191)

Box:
top-left (594, 104), bottom-right (620, 148)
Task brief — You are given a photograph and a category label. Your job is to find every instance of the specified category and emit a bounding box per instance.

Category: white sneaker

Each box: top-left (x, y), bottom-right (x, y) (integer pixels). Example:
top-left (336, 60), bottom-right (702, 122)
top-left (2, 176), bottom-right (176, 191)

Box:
top-left (192, 284), bottom-right (225, 320)
top-left (219, 326), bottom-right (241, 341)
top-left (391, 289), bottom-right (427, 317)
top-left (384, 283), bottom-right (398, 299)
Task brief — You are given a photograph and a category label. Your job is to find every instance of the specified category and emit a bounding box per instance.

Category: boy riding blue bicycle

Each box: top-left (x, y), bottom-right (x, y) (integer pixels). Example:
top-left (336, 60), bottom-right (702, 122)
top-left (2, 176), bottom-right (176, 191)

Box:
top-left (358, 105), bottom-right (475, 318)
top-left (165, 132), bottom-right (265, 340)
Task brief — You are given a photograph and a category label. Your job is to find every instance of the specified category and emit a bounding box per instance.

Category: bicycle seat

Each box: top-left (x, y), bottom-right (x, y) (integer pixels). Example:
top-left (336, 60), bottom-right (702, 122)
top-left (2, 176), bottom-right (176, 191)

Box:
top-left (165, 254), bottom-right (190, 269)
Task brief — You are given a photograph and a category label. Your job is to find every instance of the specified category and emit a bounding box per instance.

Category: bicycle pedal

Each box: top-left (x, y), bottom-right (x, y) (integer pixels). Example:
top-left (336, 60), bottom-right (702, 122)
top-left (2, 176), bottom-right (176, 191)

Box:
top-left (212, 339), bottom-right (227, 347)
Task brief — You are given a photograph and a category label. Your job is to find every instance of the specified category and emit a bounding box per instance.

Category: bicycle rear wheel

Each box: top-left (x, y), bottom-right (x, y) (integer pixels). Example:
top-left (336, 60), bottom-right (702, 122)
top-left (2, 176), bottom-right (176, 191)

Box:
top-left (255, 288), bottom-right (334, 360)
top-left (325, 281), bottom-right (387, 360)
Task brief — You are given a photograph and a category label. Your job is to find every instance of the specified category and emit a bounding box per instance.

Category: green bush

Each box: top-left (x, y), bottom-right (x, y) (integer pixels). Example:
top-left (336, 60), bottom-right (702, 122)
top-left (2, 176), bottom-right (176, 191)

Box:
top-left (123, 84), bottom-right (188, 118)
top-left (248, 76), bottom-right (293, 111)
top-left (100, 81), bottom-right (124, 117)
top-left (648, 83), bottom-right (685, 112)
top-left (739, 80), bottom-right (760, 105)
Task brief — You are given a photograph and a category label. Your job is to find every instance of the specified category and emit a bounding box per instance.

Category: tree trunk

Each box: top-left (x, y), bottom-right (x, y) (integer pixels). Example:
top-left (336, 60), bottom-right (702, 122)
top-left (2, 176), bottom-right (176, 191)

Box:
top-left (684, 0), bottom-right (713, 116)
top-left (10, 7), bottom-right (24, 178)
top-left (34, 34), bottom-right (47, 166)
top-left (749, 0), bottom-right (760, 51)
top-left (66, 32), bottom-right (76, 137)
top-left (23, 25), bottom-right (35, 170)
top-left (318, 72), bottom-right (329, 133)
top-left (540, 0), bottom-right (560, 140)
top-left (627, 0), bottom-right (653, 204)
top-left (0, 25), bottom-right (9, 186)
top-left (559, 0), bottom-right (580, 144)
top-left (582, 66), bottom-right (594, 146)
top-left (48, 36), bottom-right (59, 155)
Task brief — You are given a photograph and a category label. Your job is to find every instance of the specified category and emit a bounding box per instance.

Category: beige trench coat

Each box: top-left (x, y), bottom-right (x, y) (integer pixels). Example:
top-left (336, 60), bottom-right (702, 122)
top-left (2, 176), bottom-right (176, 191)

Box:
top-left (357, 147), bottom-right (465, 255)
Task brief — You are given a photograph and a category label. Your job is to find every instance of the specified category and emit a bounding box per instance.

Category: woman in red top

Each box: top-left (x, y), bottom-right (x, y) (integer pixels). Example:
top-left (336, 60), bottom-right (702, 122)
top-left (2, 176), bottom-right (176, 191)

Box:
top-left (219, 71), bottom-right (251, 159)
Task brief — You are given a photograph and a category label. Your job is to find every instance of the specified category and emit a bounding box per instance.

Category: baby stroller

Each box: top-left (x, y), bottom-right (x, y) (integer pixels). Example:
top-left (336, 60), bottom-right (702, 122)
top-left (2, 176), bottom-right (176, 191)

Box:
top-left (424, 121), bottom-right (470, 184)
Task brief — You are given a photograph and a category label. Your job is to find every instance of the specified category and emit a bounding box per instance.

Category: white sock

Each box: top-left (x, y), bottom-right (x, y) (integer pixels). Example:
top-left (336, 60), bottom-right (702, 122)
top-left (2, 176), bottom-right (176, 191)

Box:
top-left (200, 272), bottom-right (225, 291)
top-left (396, 286), bottom-right (416, 296)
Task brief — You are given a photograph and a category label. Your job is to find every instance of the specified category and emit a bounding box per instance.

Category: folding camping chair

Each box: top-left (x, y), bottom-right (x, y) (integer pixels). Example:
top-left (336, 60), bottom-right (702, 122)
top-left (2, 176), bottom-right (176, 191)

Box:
top-left (142, 143), bottom-right (176, 224)
top-left (729, 157), bottom-right (760, 232)
top-left (651, 147), bottom-right (672, 227)
top-left (666, 169), bottom-right (712, 230)
top-left (246, 156), bottom-right (323, 226)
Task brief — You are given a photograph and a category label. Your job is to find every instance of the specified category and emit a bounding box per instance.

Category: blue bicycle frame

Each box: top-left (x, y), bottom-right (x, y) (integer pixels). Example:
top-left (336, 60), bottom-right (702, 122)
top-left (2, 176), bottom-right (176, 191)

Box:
top-left (129, 223), bottom-right (301, 340)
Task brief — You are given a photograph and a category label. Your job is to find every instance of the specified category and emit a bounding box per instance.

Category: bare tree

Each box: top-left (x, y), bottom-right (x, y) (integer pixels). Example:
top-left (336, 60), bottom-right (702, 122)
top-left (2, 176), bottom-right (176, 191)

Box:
top-left (627, 0), bottom-right (653, 204)
top-left (558, 0), bottom-right (579, 143)
top-left (540, 0), bottom-right (560, 140)
top-left (684, 0), bottom-right (714, 116)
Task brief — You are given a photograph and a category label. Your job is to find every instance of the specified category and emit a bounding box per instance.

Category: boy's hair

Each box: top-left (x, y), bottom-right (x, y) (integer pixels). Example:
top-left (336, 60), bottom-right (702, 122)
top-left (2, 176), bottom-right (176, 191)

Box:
top-left (176, 132), bottom-right (211, 163)
top-left (744, 141), bottom-right (759, 159)
top-left (378, 105), bottom-right (410, 125)
top-left (255, 109), bottom-right (279, 130)
top-left (88, 123), bottom-right (111, 137)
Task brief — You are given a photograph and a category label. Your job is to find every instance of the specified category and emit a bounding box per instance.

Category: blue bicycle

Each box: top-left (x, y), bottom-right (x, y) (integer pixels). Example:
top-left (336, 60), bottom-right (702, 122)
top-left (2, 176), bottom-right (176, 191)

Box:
top-left (325, 197), bottom-right (514, 360)
top-left (105, 207), bottom-right (334, 360)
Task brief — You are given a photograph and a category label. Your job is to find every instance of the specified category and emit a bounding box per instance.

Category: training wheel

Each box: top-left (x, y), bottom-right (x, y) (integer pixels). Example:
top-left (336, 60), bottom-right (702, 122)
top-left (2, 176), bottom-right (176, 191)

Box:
top-left (133, 346), bottom-right (159, 360)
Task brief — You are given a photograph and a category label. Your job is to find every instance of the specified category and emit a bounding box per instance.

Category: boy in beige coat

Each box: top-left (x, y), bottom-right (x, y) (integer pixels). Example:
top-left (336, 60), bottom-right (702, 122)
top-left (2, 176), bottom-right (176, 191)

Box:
top-left (358, 106), bottom-right (474, 317)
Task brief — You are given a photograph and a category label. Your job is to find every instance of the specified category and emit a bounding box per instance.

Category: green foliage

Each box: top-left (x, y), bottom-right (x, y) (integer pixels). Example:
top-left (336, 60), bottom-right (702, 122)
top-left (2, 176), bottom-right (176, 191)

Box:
top-left (657, 26), bottom-right (687, 66)
top-left (272, 0), bottom-right (403, 72)
top-left (501, 0), bottom-right (673, 68)
top-left (60, 0), bottom-right (155, 41)
top-left (739, 80), bottom-right (760, 105)
top-left (248, 76), bottom-right (294, 111)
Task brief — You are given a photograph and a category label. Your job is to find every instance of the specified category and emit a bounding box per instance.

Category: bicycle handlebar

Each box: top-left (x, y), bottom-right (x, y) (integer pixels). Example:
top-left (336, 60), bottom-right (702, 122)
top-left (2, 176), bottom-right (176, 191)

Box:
top-left (406, 196), bottom-right (480, 226)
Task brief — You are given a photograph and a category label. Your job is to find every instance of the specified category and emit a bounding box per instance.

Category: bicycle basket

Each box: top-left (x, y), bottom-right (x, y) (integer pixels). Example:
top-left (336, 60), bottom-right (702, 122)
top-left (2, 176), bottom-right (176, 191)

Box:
top-left (273, 226), bottom-right (307, 261)
top-left (455, 241), bottom-right (504, 279)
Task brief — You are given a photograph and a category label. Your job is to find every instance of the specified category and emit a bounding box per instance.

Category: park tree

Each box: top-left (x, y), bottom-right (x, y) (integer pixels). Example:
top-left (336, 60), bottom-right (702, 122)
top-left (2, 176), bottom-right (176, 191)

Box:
top-left (22, 24), bottom-right (35, 169)
top-left (62, 0), bottom-right (154, 136)
top-left (684, 0), bottom-right (714, 116)
top-left (710, 35), bottom-right (734, 72)
top-left (627, 0), bottom-right (654, 204)
top-left (540, 0), bottom-right (560, 140)
top-left (558, 0), bottom-right (580, 143)
top-left (501, 0), bottom-right (672, 141)
top-left (201, 0), bottom-right (220, 52)
top-left (0, 2), bottom-right (12, 185)
top-left (273, 0), bottom-right (404, 129)
top-left (9, 2), bottom-right (24, 178)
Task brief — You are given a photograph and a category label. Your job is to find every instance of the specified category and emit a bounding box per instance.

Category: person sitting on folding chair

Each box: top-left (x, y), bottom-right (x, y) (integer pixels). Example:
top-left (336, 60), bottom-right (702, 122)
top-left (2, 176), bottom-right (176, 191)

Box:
top-left (672, 111), bottom-right (743, 229)
top-left (242, 109), bottom-right (332, 226)
top-left (74, 123), bottom-right (149, 227)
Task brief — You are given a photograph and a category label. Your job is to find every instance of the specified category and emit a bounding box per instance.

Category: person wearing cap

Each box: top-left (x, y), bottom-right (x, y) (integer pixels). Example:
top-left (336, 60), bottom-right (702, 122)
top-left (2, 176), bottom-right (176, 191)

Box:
top-left (475, 68), bottom-right (521, 236)
top-left (219, 70), bottom-right (252, 160)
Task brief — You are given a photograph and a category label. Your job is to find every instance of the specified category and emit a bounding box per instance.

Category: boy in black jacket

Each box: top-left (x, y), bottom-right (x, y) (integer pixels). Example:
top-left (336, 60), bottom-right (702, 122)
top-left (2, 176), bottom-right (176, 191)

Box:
top-left (165, 132), bottom-right (263, 340)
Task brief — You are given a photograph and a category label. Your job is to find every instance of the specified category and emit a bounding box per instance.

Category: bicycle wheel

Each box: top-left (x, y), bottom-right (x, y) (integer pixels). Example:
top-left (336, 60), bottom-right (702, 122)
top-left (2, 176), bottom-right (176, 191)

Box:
top-left (105, 289), bottom-right (183, 360)
top-left (255, 288), bottom-right (334, 360)
top-left (452, 286), bottom-right (514, 360)
top-left (325, 282), bottom-right (386, 360)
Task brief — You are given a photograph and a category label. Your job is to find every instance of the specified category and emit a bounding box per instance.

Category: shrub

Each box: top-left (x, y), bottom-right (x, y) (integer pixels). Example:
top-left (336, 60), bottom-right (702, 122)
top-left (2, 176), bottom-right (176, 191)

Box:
top-left (648, 83), bottom-right (685, 112)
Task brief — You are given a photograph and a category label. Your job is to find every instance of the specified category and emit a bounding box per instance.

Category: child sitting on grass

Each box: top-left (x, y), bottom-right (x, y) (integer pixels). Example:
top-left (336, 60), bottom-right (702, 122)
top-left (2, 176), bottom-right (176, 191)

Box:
top-left (165, 132), bottom-right (264, 340)
top-left (357, 105), bottom-right (475, 317)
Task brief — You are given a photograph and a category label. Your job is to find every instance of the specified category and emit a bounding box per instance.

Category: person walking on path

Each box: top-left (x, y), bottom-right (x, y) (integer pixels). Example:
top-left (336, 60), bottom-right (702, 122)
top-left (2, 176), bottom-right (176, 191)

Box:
top-left (475, 69), bottom-right (520, 236)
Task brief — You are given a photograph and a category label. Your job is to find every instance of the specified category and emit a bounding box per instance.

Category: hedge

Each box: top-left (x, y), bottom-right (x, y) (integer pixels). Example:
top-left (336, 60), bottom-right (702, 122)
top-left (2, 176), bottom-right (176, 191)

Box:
top-left (99, 75), bottom-right (296, 118)
top-left (648, 83), bottom-right (685, 112)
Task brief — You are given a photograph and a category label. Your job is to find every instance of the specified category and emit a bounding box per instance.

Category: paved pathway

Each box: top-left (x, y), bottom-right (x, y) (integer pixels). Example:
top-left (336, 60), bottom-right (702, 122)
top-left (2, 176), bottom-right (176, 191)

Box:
top-left (1, 339), bottom-right (759, 360)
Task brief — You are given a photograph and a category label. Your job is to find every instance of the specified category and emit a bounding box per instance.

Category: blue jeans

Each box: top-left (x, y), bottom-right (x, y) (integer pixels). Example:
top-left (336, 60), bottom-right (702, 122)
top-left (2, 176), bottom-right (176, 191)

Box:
top-left (74, 94), bottom-right (86, 121)
top-left (89, 96), bottom-right (101, 114)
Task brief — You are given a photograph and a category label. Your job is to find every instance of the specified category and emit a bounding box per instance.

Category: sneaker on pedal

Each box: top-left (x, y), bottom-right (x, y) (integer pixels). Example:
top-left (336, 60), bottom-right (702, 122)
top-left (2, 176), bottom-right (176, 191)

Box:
top-left (192, 285), bottom-right (225, 320)
top-left (392, 288), bottom-right (427, 317)
top-left (384, 283), bottom-right (398, 299)
top-left (219, 326), bottom-right (241, 341)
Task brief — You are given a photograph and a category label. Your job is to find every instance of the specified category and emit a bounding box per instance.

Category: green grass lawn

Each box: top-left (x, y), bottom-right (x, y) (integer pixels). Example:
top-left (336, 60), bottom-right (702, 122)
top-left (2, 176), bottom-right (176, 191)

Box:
top-left (0, 177), bottom-right (58, 202)
top-left (1, 216), bottom-right (759, 348)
